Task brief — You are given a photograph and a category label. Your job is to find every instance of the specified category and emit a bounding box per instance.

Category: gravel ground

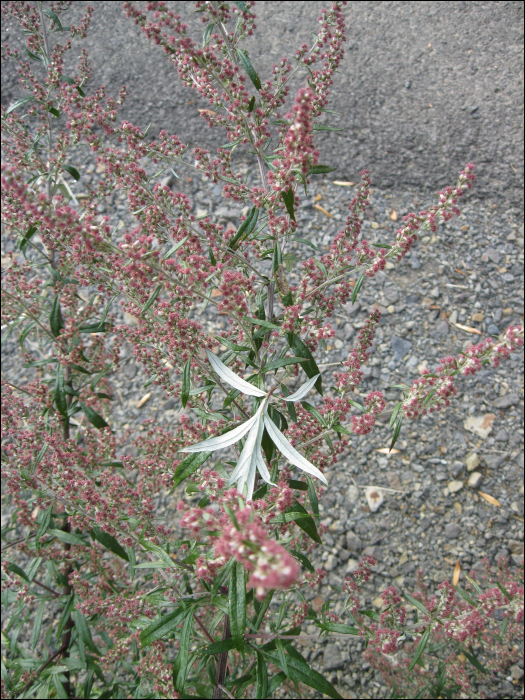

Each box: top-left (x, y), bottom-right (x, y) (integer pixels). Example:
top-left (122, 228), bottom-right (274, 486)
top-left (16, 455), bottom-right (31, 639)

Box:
top-left (2, 2), bottom-right (524, 697)
top-left (1, 1), bottom-right (523, 205)
top-left (2, 151), bottom-right (523, 697)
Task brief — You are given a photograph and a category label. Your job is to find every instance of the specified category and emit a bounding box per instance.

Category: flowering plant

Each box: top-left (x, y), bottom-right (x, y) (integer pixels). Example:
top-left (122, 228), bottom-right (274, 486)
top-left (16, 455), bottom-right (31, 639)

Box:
top-left (1, 2), bottom-right (523, 699)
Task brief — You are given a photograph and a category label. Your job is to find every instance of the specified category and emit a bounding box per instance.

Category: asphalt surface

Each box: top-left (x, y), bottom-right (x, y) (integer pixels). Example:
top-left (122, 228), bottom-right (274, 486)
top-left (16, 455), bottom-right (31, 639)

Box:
top-left (2, 1), bottom-right (523, 205)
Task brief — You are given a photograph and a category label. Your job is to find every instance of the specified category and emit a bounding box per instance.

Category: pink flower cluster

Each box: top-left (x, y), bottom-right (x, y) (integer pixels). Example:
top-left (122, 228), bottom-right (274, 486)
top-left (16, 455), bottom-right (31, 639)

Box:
top-left (267, 87), bottom-right (319, 193)
top-left (335, 309), bottom-right (381, 393)
top-left (214, 506), bottom-right (299, 599)
top-left (403, 325), bottom-right (524, 419)
top-left (351, 390), bottom-right (386, 435)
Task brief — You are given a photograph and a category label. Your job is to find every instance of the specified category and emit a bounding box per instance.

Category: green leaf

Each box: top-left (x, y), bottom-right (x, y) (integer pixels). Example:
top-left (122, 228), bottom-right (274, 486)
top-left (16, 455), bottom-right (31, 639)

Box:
top-left (181, 360), bottom-right (191, 408)
top-left (403, 592), bottom-right (431, 617)
top-left (267, 671), bottom-right (286, 696)
top-left (69, 363), bottom-right (91, 375)
top-left (173, 452), bottom-right (211, 488)
top-left (463, 646), bottom-right (489, 674)
top-left (50, 296), bottom-right (65, 337)
top-left (357, 608), bottom-right (381, 621)
top-left (246, 316), bottom-right (281, 330)
top-left (91, 527), bottom-right (129, 561)
top-left (77, 322), bottom-right (109, 333)
top-left (287, 500), bottom-right (321, 544)
top-left (173, 613), bottom-right (194, 692)
top-left (285, 333), bottom-right (322, 394)
top-left (332, 423), bottom-right (351, 436)
top-left (31, 601), bottom-right (45, 650)
top-left (389, 401), bottom-right (403, 429)
top-left (464, 574), bottom-right (484, 596)
top-left (495, 581), bottom-right (513, 599)
top-left (282, 188), bottom-right (296, 222)
top-left (142, 284), bottom-right (162, 313)
top-left (62, 164), bottom-right (80, 181)
top-left (139, 540), bottom-right (176, 570)
top-left (6, 96), bottom-right (35, 115)
top-left (275, 638), bottom-right (288, 678)
top-left (36, 506), bottom-right (52, 547)
top-left (229, 561), bottom-right (246, 652)
top-left (72, 610), bottom-right (100, 655)
top-left (202, 22), bottom-right (214, 46)
top-left (141, 606), bottom-right (192, 648)
top-left (312, 124), bottom-right (343, 131)
top-left (408, 625), bottom-right (431, 671)
top-left (20, 225), bottom-right (37, 255)
top-left (62, 75), bottom-right (85, 96)
top-left (281, 383), bottom-right (297, 422)
top-left (256, 650), bottom-right (268, 699)
top-left (307, 477), bottom-right (320, 528)
top-left (203, 637), bottom-right (237, 656)
top-left (216, 336), bottom-right (251, 353)
top-left (7, 563), bottom-right (30, 583)
top-left (33, 444), bottom-right (49, 472)
top-left (307, 165), bottom-right (337, 175)
top-left (301, 401), bottom-right (325, 427)
top-left (25, 46), bottom-right (44, 62)
top-left (452, 585), bottom-right (478, 608)
top-left (351, 273), bottom-right (365, 305)
top-left (290, 550), bottom-right (315, 573)
top-left (43, 8), bottom-right (63, 31)
top-left (229, 206), bottom-right (259, 250)
top-left (236, 49), bottom-right (261, 91)
top-left (319, 622), bottom-right (358, 635)
top-left (389, 416), bottom-right (403, 452)
top-left (288, 479), bottom-right (308, 491)
top-left (255, 645), bottom-right (343, 699)
top-left (162, 235), bottom-right (189, 260)
top-left (54, 365), bottom-right (68, 418)
top-left (247, 95), bottom-right (256, 112)
top-left (133, 560), bottom-right (169, 569)
top-left (48, 106), bottom-right (60, 118)
top-left (261, 356), bottom-right (307, 373)
top-left (252, 589), bottom-right (274, 631)
top-left (80, 404), bottom-right (109, 430)
top-left (56, 594), bottom-right (75, 639)
top-left (47, 528), bottom-right (86, 546)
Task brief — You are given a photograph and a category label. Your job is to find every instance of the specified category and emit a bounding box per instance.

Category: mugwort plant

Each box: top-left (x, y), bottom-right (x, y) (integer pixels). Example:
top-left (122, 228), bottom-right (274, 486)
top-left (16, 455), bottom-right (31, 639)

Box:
top-left (1, 2), bottom-right (523, 698)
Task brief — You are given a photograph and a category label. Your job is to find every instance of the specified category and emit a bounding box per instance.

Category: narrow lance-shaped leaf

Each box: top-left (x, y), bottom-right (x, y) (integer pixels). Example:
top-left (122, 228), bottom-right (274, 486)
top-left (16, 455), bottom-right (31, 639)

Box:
top-left (180, 411), bottom-right (259, 454)
top-left (285, 499), bottom-right (322, 544)
top-left (50, 296), bottom-right (65, 337)
top-left (172, 613), bottom-right (194, 691)
top-left (54, 364), bottom-right (68, 418)
top-left (281, 374), bottom-right (320, 402)
top-left (285, 332), bottom-right (323, 394)
top-left (62, 164), bottom-right (80, 181)
top-left (229, 562), bottom-right (246, 652)
top-left (236, 48), bottom-right (261, 90)
top-left (206, 349), bottom-right (266, 397)
top-left (173, 452), bottom-right (212, 489)
top-left (282, 188), bottom-right (296, 222)
top-left (81, 404), bottom-right (109, 430)
top-left (181, 359), bottom-right (191, 408)
top-left (142, 284), bottom-right (162, 313)
top-left (263, 411), bottom-right (328, 485)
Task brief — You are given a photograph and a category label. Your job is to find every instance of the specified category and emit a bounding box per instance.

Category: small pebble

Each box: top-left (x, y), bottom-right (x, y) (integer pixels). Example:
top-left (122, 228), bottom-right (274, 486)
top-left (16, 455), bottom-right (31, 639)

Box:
top-left (448, 480), bottom-right (464, 493)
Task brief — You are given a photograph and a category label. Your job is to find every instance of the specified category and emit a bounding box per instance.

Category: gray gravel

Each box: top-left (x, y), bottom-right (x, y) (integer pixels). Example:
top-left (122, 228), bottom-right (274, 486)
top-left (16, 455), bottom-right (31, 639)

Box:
top-left (7, 154), bottom-right (523, 697)
top-left (1, 2), bottom-right (523, 205)
top-left (2, 2), bottom-right (524, 697)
